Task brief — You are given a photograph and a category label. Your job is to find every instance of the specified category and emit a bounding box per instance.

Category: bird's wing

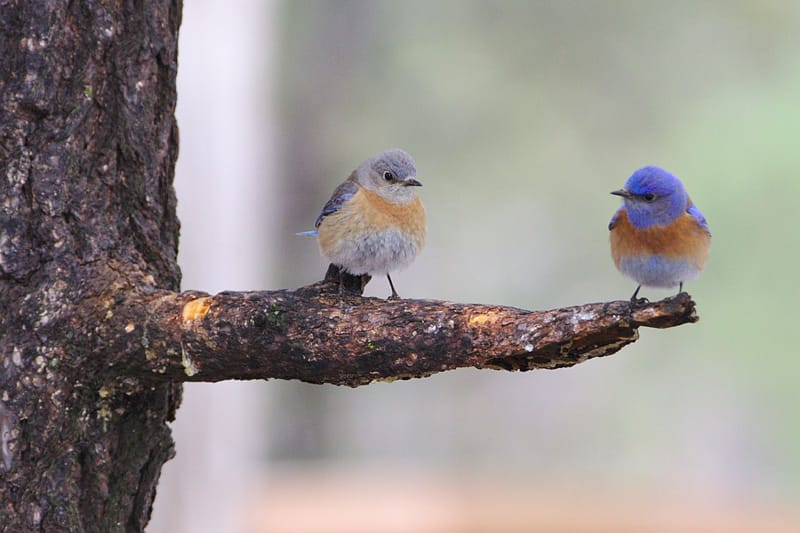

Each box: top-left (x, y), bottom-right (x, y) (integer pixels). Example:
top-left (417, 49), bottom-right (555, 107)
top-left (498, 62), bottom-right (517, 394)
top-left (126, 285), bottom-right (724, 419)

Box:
top-left (608, 207), bottom-right (624, 230)
top-left (315, 177), bottom-right (359, 228)
top-left (686, 202), bottom-right (711, 236)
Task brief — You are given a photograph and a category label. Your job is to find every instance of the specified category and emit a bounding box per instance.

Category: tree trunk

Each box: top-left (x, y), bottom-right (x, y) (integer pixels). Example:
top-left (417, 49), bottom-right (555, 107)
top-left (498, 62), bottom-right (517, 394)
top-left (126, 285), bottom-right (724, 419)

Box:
top-left (0, 2), bottom-right (699, 531)
top-left (1, 1), bottom-right (182, 530)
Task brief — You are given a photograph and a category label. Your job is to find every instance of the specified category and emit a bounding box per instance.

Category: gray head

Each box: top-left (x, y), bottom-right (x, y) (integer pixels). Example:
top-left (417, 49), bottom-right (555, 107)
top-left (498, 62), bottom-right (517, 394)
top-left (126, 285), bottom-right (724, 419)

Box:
top-left (354, 149), bottom-right (422, 203)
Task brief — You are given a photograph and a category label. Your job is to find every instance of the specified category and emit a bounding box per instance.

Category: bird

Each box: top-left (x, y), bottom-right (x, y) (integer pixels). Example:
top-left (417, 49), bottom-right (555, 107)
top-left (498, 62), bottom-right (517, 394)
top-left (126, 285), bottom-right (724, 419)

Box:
top-left (299, 149), bottom-right (426, 299)
top-left (609, 166), bottom-right (711, 302)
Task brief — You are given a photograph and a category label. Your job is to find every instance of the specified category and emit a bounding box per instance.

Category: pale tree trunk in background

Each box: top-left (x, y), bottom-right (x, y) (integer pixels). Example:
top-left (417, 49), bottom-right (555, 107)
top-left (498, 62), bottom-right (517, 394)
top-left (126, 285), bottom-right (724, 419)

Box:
top-left (148, 1), bottom-right (277, 532)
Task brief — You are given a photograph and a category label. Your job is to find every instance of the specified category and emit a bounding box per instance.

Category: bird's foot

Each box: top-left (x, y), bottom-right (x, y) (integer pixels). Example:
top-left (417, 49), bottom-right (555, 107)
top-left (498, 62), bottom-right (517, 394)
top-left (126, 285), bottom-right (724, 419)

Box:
top-left (386, 274), bottom-right (401, 300)
top-left (629, 285), bottom-right (648, 305)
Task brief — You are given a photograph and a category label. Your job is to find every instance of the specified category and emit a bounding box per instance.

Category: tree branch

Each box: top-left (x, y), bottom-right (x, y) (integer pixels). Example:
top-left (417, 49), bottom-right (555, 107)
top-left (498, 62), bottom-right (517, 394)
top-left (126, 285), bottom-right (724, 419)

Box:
top-left (100, 267), bottom-right (699, 387)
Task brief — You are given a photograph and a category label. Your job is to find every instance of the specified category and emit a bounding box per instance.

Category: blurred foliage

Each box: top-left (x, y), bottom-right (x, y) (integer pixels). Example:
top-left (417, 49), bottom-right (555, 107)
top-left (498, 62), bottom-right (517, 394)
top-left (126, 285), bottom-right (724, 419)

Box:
top-left (269, 0), bottom-right (800, 500)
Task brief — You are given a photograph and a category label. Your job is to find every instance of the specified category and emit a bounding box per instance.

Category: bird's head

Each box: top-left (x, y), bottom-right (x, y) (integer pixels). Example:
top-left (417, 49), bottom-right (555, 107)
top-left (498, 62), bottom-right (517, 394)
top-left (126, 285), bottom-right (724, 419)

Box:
top-left (356, 149), bottom-right (422, 203)
top-left (611, 166), bottom-right (688, 228)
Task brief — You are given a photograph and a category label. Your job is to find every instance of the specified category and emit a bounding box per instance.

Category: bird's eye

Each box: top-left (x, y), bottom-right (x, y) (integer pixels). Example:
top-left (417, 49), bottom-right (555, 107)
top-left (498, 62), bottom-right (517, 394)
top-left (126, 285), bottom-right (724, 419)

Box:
top-left (643, 193), bottom-right (656, 202)
top-left (383, 171), bottom-right (395, 181)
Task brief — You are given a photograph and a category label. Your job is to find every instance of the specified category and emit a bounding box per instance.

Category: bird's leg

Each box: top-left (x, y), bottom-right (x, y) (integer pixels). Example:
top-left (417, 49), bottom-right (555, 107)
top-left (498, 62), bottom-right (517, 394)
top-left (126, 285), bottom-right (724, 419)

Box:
top-left (630, 285), bottom-right (649, 305)
top-left (630, 285), bottom-right (641, 301)
top-left (386, 274), bottom-right (400, 300)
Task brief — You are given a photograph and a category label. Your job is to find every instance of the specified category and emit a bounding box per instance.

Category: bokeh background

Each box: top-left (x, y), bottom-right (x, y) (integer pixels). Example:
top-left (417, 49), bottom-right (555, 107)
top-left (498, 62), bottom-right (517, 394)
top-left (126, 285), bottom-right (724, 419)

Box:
top-left (149, 1), bottom-right (800, 531)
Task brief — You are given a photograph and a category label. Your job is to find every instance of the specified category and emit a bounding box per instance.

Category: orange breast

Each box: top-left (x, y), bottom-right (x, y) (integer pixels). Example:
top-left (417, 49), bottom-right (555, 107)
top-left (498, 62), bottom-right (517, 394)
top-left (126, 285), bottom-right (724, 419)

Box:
top-left (610, 209), bottom-right (710, 269)
top-left (317, 187), bottom-right (426, 256)
top-left (360, 188), bottom-right (426, 243)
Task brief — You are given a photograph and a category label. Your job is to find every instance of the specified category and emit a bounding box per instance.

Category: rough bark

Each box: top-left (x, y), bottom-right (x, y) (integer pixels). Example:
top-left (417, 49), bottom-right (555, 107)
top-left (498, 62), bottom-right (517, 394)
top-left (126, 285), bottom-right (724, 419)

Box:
top-left (1, 1), bottom-right (182, 530)
top-left (0, 1), bottom-right (700, 531)
top-left (98, 266), bottom-right (698, 387)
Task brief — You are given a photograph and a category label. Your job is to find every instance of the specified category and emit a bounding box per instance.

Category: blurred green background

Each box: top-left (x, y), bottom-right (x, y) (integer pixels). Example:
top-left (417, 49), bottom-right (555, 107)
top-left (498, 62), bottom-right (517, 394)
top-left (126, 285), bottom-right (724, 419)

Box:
top-left (154, 1), bottom-right (800, 531)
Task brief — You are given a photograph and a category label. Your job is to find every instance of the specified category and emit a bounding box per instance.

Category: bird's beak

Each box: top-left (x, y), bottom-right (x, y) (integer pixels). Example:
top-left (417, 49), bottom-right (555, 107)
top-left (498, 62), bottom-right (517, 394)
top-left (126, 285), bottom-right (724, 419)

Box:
top-left (403, 177), bottom-right (423, 187)
top-left (610, 188), bottom-right (631, 198)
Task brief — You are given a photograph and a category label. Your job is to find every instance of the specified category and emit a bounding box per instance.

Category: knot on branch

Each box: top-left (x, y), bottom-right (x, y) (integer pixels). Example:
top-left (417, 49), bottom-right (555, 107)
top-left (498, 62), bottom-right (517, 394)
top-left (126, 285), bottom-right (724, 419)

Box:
top-left (318, 264), bottom-right (371, 296)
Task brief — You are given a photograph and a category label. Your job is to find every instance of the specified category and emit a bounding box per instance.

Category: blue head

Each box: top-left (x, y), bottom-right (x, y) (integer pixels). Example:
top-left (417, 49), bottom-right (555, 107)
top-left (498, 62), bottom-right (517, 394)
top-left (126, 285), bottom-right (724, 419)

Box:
top-left (611, 166), bottom-right (688, 228)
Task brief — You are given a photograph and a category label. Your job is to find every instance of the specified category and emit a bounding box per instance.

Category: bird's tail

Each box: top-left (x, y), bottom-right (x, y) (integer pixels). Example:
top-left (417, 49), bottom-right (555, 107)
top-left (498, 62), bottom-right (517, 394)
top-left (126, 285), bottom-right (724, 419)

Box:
top-left (296, 230), bottom-right (318, 237)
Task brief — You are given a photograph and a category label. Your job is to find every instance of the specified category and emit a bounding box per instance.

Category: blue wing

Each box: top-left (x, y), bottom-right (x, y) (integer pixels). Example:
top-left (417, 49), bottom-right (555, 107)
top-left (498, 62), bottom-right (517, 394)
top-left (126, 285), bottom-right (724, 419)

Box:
top-left (314, 178), bottom-right (358, 228)
top-left (687, 203), bottom-right (711, 235)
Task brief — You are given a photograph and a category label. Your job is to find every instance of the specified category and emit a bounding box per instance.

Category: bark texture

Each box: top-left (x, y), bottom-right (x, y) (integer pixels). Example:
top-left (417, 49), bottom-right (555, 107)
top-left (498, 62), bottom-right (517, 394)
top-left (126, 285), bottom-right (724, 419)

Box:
top-left (1, 1), bottom-right (182, 530)
top-left (99, 272), bottom-right (698, 387)
top-left (0, 1), bottom-right (700, 531)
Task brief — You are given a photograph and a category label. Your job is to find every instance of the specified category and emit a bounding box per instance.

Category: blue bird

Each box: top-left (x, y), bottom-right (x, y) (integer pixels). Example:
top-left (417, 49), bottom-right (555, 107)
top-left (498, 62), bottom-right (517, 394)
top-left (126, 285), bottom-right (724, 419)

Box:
top-left (609, 166), bottom-right (711, 301)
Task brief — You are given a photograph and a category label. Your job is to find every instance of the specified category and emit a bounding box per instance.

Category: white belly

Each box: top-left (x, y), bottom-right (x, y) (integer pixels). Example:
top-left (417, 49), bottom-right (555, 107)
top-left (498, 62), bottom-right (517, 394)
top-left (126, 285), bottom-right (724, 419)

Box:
top-left (323, 228), bottom-right (420, 276)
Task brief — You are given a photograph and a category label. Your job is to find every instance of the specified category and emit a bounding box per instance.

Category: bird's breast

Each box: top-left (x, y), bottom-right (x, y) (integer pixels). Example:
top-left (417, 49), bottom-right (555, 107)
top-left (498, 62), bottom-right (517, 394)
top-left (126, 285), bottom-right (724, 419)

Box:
top-left (610, 209), bottom-right (710, 268)
top-left (359, 188), bottom-right (426, 240)
top-left (316, 187), bottom-right (426, 273)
